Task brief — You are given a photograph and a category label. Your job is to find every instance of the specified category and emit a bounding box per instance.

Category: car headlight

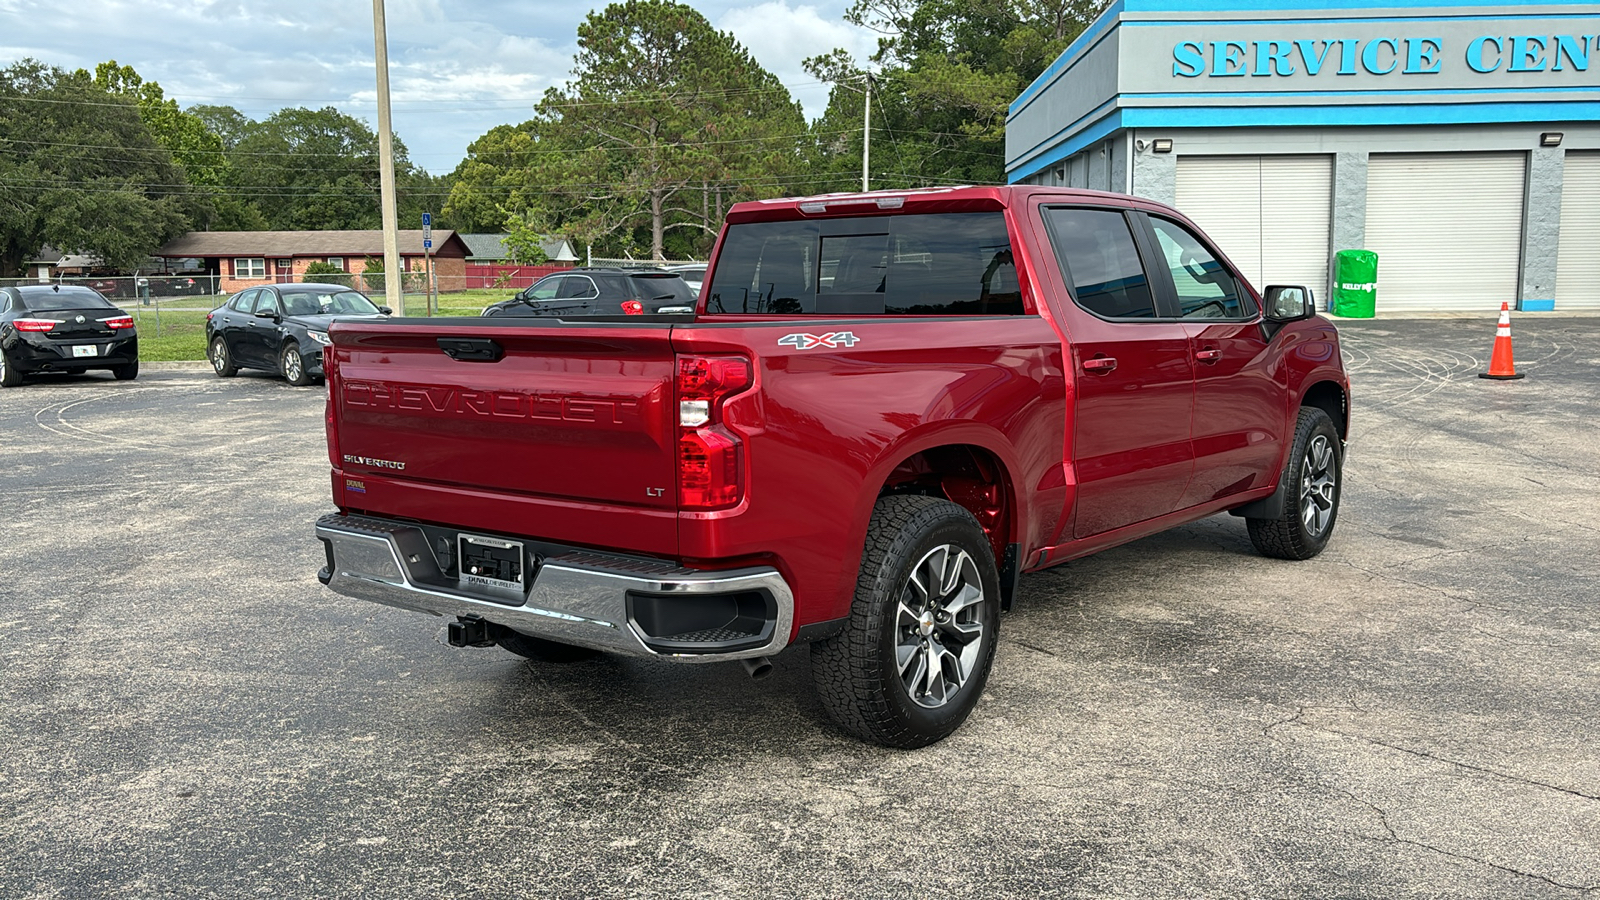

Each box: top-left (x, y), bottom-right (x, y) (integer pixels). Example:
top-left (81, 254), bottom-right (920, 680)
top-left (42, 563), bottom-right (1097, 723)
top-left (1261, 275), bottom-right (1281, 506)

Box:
top-left (307, 331), bottom-right (332, 346)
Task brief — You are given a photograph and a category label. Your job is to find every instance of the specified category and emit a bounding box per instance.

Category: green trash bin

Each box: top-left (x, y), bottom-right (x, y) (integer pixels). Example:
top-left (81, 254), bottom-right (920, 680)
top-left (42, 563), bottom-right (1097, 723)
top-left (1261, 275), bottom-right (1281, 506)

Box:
top-left (1332, 249), bottom-right (1378, 318)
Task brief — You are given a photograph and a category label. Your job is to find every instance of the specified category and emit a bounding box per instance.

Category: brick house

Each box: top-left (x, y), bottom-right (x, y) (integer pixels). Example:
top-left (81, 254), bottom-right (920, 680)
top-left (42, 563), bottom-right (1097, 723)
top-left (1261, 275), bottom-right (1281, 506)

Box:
top-left (154, 230), bottom-right (470, 294)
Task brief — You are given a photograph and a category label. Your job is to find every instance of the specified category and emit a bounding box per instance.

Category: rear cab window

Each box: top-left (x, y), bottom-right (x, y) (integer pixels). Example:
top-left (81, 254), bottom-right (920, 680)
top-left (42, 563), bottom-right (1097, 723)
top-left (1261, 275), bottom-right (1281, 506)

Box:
top-left (704, 212), bottom-right (1023, 316)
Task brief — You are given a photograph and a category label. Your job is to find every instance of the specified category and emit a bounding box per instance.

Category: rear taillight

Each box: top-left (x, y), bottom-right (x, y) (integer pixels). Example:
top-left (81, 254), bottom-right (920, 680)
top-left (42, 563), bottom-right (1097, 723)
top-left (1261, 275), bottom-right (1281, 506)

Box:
top-left (13, 318), bottom-right (57, 332)
top-left (324, 352), bottom-right (340, 468)
top-left (100, 315), bottom-right (134, 330)
top-left (621, 300), bottom-right (644, 315)
top-left (675, 355), bottom-right (751, 509)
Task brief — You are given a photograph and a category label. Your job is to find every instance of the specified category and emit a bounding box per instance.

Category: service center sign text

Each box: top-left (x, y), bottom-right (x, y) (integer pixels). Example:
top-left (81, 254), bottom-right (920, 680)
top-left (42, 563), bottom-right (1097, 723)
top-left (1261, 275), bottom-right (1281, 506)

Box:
top-left (1173, 33), bottom-right (1596, 78)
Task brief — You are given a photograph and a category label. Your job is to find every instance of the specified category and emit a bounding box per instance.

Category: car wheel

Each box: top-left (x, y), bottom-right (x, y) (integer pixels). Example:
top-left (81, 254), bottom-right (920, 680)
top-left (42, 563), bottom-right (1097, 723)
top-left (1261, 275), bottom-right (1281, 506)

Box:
top-left (111, 359), bottom-right (138, 381)
top-left (496, 632), bottom-right (601, 662)
top-left (811, 495), bottom-right (1001, 749)
top-left (280, 342), bottom-right (311, 387)
top-left (209, 336), bottom-right (238, 377)
top-left (1247, 406), bottom-right (1342, 560)
top-left (0, 348), bottom-right (22, 387)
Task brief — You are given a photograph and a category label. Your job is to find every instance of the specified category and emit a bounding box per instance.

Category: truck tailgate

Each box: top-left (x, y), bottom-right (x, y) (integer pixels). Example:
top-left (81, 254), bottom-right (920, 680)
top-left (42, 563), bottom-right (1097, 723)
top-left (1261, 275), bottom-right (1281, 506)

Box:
top-left (327, 320), bottom-right (678, 522)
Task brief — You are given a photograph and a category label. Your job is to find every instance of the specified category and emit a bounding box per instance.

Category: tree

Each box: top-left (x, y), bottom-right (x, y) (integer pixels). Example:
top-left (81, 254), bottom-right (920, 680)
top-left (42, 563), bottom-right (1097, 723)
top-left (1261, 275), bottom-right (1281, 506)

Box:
top-left (0, 60), bottom-right (193, 275)
top-left (229, 106), bottom-right (415, 231)
top-left (188, 104), bottom-right (253, 150)
top-left (805, 0), bottom-right (1093, 191)
top-left (448, 1), bottom-right (806, 260)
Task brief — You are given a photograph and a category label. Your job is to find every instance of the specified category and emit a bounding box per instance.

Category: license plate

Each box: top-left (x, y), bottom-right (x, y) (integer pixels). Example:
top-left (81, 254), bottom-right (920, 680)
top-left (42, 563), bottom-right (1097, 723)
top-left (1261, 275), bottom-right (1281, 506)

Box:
top-left (72, 345), bottom-right (97, 358)
top-left (457, 533), bottom-right (525, 593)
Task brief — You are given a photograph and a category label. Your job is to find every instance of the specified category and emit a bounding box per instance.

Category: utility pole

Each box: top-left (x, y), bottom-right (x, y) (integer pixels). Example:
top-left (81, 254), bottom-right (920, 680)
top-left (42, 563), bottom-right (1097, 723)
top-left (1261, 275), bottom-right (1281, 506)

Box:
top-left (372, 0), bottom-right (403, 315)
top-left (862, 72), bottom-right (873, 193)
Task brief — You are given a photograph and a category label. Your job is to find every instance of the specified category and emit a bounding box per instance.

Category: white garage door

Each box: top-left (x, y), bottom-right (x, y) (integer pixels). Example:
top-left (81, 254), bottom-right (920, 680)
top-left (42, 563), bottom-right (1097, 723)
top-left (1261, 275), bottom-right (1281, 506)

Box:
top-left (1556, 152), bottom-right (1600, 309)
top-left (1364, 153), bottom-right (1525, 311)
top-left (1176, 155), bottom-right (1333, 300)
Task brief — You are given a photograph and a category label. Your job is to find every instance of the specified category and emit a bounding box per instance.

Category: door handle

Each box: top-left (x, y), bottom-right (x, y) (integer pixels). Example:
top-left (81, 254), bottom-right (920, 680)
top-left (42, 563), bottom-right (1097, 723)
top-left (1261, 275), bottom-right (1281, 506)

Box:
top-left (1195, 348), bottom-right (1221, 363)
top-left (1082, 356), bottom-right (1117, 373)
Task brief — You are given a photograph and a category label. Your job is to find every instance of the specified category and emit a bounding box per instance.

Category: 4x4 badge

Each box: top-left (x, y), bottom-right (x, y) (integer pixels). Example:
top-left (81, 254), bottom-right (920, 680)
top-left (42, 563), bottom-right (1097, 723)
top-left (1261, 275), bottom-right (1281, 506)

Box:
top-left (779, 332), bottom-right (859, 350)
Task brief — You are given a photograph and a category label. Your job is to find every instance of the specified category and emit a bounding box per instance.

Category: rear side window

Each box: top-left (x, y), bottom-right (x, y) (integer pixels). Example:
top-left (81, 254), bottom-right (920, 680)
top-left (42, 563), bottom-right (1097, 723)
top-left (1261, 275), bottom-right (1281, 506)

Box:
top-left (1148, 217), bottom-right (1249, 318)
top-left (704, 212), bottom-right (1022, 316)
top-left (1043, 207), bottom-right (1156, 319)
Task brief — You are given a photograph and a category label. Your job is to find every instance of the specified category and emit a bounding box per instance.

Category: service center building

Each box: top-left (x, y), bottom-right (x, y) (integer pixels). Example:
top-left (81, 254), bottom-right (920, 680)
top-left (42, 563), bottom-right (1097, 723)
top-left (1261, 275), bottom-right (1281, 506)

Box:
top-left (1006, 0), bottom-right (1600, 311)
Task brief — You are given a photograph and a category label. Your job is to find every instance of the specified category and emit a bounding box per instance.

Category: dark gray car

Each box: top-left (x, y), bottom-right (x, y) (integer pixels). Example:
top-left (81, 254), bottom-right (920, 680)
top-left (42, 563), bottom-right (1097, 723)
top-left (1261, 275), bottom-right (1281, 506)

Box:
top-left (205, 284), bottom-right (389, 386)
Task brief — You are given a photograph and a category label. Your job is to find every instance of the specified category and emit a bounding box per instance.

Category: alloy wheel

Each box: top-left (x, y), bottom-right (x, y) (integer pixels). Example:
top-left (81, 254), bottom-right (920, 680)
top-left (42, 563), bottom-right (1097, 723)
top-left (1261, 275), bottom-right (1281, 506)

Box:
top-left (284, 347), bottom-right (302, 382)
top-left (1300, 434), bottom-right (1337, 538)
top-left (895, 544), bottom-right (987, 709)
top-left (211, 339), bottom-right (227, 374)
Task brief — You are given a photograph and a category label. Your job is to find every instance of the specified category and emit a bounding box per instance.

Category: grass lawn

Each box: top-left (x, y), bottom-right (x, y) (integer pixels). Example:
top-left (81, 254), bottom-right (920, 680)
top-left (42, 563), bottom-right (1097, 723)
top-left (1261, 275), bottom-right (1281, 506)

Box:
top-left (119, 290), bottom-right (504, 361)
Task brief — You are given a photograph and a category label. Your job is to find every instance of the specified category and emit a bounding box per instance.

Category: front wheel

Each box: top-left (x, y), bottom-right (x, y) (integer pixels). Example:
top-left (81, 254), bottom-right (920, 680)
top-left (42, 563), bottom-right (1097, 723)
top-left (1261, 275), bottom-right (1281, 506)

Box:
top-left (811, 495), bottom-right (1001, 749)
top-left (1247, 406), bottom-right (1342, 560)
top-left (280, 342), bottom-right (311, 386)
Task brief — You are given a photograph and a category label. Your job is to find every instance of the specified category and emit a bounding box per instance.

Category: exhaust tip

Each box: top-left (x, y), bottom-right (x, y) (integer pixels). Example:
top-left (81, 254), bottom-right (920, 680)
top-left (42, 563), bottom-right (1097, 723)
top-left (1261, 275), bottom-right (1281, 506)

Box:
top-left (740, 656), bottom-right (774, 680)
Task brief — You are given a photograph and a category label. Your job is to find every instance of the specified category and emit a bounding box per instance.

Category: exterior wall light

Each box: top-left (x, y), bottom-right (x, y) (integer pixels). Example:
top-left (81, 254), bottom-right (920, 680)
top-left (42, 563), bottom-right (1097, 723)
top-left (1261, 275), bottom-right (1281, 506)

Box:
top-left (1540, 132), bottom-right (1564, 147)
top-left (1152, 139), bottom-right (1174, 153)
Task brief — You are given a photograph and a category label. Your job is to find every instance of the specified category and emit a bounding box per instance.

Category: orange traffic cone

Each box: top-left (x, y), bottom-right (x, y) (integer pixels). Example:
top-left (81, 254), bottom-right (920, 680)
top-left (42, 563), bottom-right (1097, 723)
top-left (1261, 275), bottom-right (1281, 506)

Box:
top-left (1479, 302), bottom-right (1525, 380)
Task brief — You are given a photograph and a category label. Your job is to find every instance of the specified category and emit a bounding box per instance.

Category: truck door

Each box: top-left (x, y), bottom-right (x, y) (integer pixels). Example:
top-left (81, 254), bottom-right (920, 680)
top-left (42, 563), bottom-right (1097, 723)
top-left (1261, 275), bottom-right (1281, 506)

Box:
top-left (1137, 213), bottom-right (1286, 508)
top-left (1038, 205), bottom-right (1197, 539)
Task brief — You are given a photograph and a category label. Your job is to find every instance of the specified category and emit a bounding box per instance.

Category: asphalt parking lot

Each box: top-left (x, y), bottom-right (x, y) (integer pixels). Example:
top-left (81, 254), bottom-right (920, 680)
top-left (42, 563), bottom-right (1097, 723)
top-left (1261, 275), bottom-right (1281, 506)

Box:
top-left (2, 317), bottom-right (1597, 899)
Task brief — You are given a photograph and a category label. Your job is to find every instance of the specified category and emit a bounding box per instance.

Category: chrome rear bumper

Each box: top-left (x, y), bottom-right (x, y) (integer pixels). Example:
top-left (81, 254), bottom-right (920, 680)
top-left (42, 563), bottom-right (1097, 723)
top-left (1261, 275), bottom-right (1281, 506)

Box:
top-left (315, 514), bottom-right (793, 661)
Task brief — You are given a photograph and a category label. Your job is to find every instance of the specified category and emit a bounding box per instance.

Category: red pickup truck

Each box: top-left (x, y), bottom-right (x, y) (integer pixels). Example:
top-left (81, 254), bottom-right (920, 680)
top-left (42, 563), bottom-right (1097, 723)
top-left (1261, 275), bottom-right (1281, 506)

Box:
top-left (315, 185), bottom-right (1348, 748)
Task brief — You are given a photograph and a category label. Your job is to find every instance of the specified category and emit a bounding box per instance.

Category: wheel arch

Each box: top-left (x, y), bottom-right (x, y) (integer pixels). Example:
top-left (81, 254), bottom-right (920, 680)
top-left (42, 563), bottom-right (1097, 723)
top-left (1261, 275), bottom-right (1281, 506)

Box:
top-left (1300, 379), bottom-right (1349, 440)
top-left (864, 430), bottom-right (1024, 611)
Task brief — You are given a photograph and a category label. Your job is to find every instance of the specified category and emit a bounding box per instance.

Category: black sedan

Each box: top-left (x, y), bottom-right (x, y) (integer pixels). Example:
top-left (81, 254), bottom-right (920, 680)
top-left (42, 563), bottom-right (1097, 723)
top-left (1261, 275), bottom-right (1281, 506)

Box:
top-left (206, 283), bottom-right (389, 386)
top-left (481, 268), bottom-right (696, 317)
top-left (0, 284), bottom-right (138, 386)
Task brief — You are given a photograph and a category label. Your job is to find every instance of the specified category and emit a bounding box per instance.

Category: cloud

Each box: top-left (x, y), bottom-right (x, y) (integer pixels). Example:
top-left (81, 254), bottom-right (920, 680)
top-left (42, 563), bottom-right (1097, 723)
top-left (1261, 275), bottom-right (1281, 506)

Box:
top-left (716, 1), bottom-right (878, 120)
top-left (1, 0), bottom-right (868, 172)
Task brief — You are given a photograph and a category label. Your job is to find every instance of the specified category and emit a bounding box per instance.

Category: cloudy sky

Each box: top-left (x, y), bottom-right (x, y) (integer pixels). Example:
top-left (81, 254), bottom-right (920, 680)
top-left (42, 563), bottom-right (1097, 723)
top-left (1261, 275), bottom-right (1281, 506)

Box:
top-left (0, 0), bottom-right (880, 173)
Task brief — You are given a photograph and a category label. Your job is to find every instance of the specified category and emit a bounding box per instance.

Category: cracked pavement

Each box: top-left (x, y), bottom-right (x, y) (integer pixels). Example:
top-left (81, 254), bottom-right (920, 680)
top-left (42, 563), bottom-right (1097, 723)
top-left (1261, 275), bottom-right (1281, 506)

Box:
top-left (1, 318), bottom-right (1597, 898)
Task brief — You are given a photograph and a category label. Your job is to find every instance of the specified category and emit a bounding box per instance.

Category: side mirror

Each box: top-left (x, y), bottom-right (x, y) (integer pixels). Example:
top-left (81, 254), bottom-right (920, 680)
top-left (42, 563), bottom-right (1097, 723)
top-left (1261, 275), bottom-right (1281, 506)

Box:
top-left (378, 306), bottom-right (393, 315)
top-left (253, 308), bottom-right (280, 321)
top-left (1262, 285), bottom-right (1316, 322)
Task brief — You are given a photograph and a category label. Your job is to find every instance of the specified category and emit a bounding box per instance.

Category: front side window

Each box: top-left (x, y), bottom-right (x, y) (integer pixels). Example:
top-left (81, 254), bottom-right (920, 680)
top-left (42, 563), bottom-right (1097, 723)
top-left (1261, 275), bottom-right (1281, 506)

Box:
top-left (234, 258), bottom-right (266, 279)
top-left (1043, 207), bottom-right (1157, 319)
top-left (252, 291), bottom-right (280, 315)
top-left (1149, 218), bottom-right (1248, 318)
top-left (704, 212), bottom-right (1022, 316)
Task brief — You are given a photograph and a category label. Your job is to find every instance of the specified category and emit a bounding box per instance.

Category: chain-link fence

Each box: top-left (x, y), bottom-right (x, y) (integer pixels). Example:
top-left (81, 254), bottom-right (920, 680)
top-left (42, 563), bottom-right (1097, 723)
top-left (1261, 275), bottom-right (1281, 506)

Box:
top-left (0, 275), bottom-right (225, 303)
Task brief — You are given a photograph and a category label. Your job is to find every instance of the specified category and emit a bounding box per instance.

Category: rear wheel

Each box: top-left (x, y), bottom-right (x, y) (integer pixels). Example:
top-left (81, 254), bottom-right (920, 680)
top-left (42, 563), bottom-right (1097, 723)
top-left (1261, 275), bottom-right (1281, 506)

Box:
top-left (209, 336), bottom-right (237, 377)
top-left (0, 348), bottom-right (21, 387)
top-left (0, 348), bottom-right (22, 387)
top-left (811, 495), bottom-right (1001, 749)
top-left (1247, 406), bottom-right (1342, 560)
top-left (497, 632), bottom-right (601, 663)
top-left (111, 359), bottom-right (138, 381)
top-left (280, 342), bottom-right (311, 386)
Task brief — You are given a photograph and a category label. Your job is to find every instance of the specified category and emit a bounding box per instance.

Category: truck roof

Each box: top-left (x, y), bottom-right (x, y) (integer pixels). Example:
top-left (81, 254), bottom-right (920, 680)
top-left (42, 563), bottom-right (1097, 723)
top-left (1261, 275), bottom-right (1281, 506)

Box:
top-left (725, 184), bottom-right (1175, 223)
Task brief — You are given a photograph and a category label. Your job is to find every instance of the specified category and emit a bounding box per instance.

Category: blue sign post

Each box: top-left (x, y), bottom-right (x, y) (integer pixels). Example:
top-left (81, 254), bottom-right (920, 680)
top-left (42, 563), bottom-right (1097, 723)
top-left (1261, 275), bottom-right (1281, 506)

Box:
top-left (421, 213), bottom-right (434, 314)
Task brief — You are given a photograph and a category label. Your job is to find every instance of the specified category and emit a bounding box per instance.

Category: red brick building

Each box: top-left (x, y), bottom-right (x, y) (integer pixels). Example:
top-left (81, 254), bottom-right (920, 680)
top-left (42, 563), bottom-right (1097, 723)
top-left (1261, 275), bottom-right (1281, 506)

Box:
top-left (154, 230), bottom-right (470, 294)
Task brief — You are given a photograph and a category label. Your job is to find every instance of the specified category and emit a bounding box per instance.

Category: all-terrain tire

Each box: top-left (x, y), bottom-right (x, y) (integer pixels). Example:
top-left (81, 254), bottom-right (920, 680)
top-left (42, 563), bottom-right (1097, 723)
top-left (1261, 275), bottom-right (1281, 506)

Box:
top-left (497, 632), bottom-right (602, 663)
top-left (811, 495), bottom-right (1001, 749)
top-left (1247, 406), bottom-right (1343, 560)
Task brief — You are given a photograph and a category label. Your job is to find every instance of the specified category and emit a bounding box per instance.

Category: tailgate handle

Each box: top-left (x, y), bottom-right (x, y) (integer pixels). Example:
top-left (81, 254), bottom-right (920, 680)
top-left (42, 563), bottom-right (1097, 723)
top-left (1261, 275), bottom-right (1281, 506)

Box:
top-left (437, 338), bottom-right (503, 362)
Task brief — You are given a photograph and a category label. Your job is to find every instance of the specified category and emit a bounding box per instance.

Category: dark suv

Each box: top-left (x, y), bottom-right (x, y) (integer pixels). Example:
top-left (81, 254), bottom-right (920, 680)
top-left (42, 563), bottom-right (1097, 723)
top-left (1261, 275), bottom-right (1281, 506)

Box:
top-left (481, 268), bottom-right (697, 317)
